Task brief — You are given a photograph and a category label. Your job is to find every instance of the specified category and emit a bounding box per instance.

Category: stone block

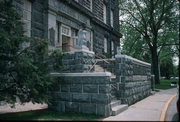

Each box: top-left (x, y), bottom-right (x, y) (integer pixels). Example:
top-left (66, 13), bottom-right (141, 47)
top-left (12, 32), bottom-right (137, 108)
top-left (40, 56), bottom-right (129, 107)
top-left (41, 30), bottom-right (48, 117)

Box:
top-left (49, 101), bottom-right (65, 112)
top-left (70, 65), bottom-right (76, 71)
top-left (87, 53), bottom-right (94, 58)
top-left (68, 59), bottom-right (75, 65)
top-left (58, 93), bottom-right (71, 101)
top-left (99, 85), bottom-right (110, 93)
top-left (75, 64), bottom-right (84, 70)
top-left (61, 84), bottom-right (70, 92)
top-left (50, 92), bottom-right (59, 99)
top-left (70, 84), bottom-right (82, 93)
top-left (120, 76), bottom-right (125, 82)
top-left (80, 103), bottom-right (96, 114)
top-left (115, 57), bottom-right (121, 63)
top-left (65, 102), bottom-right (79, 112)
top-left (63, 53), bottom-right (75, 59)
top-left (72, 93), bottom-right (91, 102)
top-left (91, 94), bottom-right (110, 104)
top-left (74, 59), bottom-right (83, 64)
top-left (83, 85), bottom-right (98, 93)
top-left (62, 59), bottom-right (69, 65)
top-left (97, 104), bottom-right (111, 117)
top-left (70, 77), bottom-right (110, 84)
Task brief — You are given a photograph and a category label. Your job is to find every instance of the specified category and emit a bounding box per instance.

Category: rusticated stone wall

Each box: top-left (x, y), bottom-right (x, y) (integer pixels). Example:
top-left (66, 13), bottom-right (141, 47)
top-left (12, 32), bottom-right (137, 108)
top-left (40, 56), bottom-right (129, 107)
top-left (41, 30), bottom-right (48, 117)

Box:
top-left (49, 50), bottom-right (95, 73)
top-left (115, 55), bottom-right (152, 105)
top-left (49, 72), bottom-right (112, 117)
top-left (60, 51), bottom-right (95, 73)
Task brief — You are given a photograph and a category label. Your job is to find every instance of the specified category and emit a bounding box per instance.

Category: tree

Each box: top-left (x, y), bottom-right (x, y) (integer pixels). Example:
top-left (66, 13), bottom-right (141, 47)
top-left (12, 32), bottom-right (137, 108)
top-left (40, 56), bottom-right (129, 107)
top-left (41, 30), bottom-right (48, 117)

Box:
top-left (159, 46), bottom-right (175, 79)
top-left (121, 24), bottom-right (151, 63)
top-left (119, 0), bottom-right (179, 84)
top-left (0, 0), bottom-right (51, 105)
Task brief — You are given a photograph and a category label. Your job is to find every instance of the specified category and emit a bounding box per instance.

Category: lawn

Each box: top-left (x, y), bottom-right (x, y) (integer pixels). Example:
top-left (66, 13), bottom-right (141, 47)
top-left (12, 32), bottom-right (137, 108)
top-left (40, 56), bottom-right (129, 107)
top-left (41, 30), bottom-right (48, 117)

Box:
top-left (0, 109), bottom-right (103, 121)
top-left (155, 79), bottom-right (179, 90)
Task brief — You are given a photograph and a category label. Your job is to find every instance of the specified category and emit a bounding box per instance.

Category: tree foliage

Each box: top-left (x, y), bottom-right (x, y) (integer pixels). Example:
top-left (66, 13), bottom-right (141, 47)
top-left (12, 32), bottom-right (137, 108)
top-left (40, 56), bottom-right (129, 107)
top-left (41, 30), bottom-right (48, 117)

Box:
top-left (0, 0), bottom-right (52, 105)
top-left (119, 0), bottom-right (179, 83)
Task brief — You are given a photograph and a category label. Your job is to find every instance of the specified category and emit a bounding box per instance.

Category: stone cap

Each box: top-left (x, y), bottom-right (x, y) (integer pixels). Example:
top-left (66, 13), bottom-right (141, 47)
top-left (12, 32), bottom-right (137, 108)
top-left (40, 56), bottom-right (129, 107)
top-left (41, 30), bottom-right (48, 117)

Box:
top-left (50, 72), bottom-right (112, 77)
top-left (63, 49), bottom-right (95, 55)
top-left (115, 54), bottom-right (151, 66)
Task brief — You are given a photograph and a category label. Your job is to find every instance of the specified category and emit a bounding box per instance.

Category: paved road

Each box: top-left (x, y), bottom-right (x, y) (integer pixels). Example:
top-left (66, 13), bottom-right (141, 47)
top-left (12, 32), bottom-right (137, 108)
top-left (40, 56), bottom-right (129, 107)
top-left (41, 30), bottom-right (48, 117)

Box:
top-left (165, 96), bottom-right (179, 121)
top-left (103, 88), bottom-right (177, 121)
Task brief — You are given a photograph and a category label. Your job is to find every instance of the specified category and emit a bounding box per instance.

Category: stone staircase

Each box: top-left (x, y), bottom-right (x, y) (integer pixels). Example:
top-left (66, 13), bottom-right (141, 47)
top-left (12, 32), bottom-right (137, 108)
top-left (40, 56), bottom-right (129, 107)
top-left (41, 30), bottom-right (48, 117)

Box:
top-left (94, 65), bottom-right (116, 78)
top-left (110, 100), bottom-right (128, 116)
top-left (94, 63), bottom-right (128, 116)
top-left (94, 65), bottom-right (105, 72)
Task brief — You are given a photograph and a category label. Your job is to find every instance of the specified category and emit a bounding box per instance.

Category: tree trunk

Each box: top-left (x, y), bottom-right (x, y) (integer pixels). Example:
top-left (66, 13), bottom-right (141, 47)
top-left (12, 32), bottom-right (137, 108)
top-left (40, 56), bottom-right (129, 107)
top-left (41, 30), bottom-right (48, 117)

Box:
top-left (151, 47), bottom-right (160, 84)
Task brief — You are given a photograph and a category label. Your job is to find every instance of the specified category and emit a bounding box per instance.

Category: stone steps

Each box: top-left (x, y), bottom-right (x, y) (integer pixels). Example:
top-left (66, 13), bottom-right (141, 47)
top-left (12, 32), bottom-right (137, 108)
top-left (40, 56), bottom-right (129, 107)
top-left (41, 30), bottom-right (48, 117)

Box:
top-left (110, 100), bottom-right (121, 108)
top-left (94, 65), bottom-right (116, 78)
top-left (110, 95), bottom-right (117, 101)
top-left (94, 65), bottom-right (105, 72)
top-left (110, 100), bottom-right (128, 116)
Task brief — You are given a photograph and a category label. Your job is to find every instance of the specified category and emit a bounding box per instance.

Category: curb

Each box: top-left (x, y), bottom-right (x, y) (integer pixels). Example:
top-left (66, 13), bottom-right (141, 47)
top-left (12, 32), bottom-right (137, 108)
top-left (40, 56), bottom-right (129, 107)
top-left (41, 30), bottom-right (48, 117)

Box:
top-left (160, 94), bottom-right (177, 121)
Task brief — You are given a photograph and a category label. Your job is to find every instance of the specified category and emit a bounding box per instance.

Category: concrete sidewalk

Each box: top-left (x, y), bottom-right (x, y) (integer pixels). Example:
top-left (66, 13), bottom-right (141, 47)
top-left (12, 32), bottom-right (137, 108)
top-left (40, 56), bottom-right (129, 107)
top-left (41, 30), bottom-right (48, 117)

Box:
top-left (0, 102), bottom-right (47, 114)
top-left (0, 88), bottom-right (178, 121)
top-left (103, 88), bottom-right (178, 121)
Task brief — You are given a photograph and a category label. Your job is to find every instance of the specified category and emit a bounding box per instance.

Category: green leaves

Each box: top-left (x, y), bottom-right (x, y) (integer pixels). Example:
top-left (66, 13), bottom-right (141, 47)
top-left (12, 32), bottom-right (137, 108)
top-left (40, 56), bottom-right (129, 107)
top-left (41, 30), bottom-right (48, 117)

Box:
top-left (0, 0), bottom-right (51, 105)
top-left (119, 0), bottom-right (179, 83)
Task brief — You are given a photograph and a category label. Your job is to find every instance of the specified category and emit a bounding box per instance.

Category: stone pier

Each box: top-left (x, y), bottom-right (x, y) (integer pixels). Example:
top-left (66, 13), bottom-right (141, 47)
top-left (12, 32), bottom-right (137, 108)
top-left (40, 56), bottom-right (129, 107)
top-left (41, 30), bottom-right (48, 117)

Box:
top-left (49, 72), bottom-right (112, 117)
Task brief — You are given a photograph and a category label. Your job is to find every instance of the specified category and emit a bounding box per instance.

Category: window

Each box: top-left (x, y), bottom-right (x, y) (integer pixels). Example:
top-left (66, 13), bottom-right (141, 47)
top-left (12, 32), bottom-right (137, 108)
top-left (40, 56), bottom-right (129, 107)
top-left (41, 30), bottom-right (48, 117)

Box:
top-left (103, 3), bottom-right (107, 24)
top-left (110, 10), bottom-right (114, 27)
top-left (71, 28), bottom-right (78, 47)
top-left (111, 41), bottom-right (114, 56)
top-left (61, 25), bottom-right (71, 37)
top-left (86, 30), bottom-right (93, 51)
top-left (60, 24), bottom-right (71, 52)
top-left (88, 0), bottom-right (92, 10)
top-left (57, 24), bottom-right (93, 52)
top-left (82, 0), bottom-right (92, 11)
top-left (104, 38), bottom-right (107, 53)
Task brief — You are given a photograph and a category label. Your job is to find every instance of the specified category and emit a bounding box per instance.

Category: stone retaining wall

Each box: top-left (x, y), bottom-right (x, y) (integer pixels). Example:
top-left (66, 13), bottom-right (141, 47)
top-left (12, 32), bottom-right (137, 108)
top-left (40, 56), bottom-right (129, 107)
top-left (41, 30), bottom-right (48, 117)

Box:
top-left (115, 55), bottom-right (152, 105)
top-left (49, 72), bottom-right (112, 117)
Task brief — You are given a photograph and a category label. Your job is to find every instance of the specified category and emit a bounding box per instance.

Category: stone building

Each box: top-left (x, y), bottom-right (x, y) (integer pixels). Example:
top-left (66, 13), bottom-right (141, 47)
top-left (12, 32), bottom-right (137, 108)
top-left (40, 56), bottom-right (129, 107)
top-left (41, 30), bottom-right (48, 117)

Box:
top-left (13, 0), bottom-right (122, 57)
top-left (12, 0), bottom-right (153, 117)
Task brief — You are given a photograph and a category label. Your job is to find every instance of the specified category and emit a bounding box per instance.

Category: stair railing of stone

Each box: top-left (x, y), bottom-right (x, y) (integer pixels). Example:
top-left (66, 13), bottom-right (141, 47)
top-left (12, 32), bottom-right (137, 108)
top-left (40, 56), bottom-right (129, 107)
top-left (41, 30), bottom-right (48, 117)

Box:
top-left (88, 54), bottom-right (119, 95)
top-left (95, 55), bottom-right (110, 64)
top-left (88, 54), bottom-right (110, 72)
top-left (111, 83), bottom-right (118, 89)
top-left (88, 59), bottom-right (98, 72)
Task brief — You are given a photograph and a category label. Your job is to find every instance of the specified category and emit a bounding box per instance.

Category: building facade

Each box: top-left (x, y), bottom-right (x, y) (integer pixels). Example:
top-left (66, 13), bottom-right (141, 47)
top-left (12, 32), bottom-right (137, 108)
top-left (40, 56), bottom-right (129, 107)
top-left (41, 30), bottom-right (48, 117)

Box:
top-left (12, 0), bottom-right (153, 117)
top-left (14, 0), bottom-right (122, 57)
